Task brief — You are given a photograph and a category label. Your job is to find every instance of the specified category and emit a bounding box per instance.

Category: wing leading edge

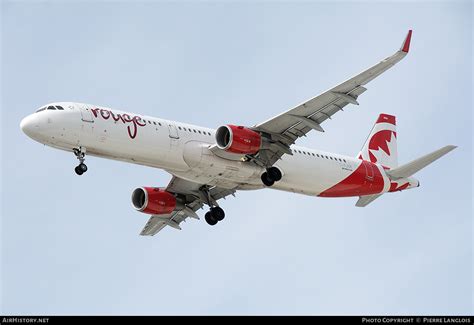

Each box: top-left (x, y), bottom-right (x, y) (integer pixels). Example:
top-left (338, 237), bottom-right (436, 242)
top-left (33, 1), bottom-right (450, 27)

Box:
top-left (250, 30), bottom-right (413, 168)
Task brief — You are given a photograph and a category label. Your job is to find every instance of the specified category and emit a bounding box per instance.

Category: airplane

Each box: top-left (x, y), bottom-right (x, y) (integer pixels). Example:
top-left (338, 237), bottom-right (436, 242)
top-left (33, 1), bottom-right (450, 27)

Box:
top-left (20, 30), bottom-right (457, 235)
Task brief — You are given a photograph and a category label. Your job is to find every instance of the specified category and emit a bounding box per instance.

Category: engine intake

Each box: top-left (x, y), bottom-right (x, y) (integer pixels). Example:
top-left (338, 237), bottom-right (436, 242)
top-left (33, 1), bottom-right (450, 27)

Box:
top-left (215, 125), bottom-right (261, 154)
top-left (131, 187), bottom-right (176, 215)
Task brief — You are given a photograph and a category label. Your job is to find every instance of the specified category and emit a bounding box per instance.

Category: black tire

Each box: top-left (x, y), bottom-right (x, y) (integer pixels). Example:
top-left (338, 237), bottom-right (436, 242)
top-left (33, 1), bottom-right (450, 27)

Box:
top-left (267, 167), bottom-right (282, 182)
top-left (74, 166), bottom-right (83, 175)
top-left (261, 172), bottom-right (275, 187)
top-left (205, 211), bottom-right (218, 226)
top-left (79, 163), bottom-right (88, 172)
top-left (211, 206), bottom-right (225, 221)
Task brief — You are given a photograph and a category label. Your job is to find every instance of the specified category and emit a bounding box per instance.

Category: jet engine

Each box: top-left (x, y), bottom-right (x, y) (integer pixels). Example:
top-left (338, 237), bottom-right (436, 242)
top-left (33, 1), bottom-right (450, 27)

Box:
top-left (215, 125), bottom-right (261, 154)
top-left (131, 187), bottom-right (177, 215)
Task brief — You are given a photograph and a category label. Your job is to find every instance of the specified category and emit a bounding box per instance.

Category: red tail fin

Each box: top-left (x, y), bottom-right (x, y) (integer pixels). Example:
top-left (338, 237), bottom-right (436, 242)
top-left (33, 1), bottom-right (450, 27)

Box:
top-left (357, 114), bottom-right (398, 169)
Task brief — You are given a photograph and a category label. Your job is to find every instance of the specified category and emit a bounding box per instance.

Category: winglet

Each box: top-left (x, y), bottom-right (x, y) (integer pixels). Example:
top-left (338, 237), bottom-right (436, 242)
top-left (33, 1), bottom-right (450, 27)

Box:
top-left (400, 30), bottom-right (412, 53)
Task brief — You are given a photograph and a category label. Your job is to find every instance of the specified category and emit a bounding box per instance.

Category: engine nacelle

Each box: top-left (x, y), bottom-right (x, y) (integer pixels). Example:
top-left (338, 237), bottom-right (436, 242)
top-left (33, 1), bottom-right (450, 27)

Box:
top-left (131, 187), bottom-right (176, 215)
top-left (215, 125), bottom-right (261, 154)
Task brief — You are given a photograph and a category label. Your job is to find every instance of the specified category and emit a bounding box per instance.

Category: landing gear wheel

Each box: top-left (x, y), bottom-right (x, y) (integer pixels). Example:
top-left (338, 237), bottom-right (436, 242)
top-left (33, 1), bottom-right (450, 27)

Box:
top-left (73, 147), bottom-right (87, 175)
top-left (211, 206), bottom-right (225, 221)
top-left (79, 163), bottom-right (88, 172)
top-left (74, 166), bottom-right (84, 175)
top-left (261, 172), bottom-right (275, 187)
top-left (267, 167), bottom-right (282, 182)
top-left (205, 211), bottom-right (218, 226)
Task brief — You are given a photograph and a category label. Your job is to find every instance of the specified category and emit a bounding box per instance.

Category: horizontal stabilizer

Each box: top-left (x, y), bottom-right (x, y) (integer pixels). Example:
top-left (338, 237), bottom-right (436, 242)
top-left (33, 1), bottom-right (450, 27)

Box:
top-left (356, 194), bottom-right (382, 207)
top-left (386, 145), bottom-right (457, 180)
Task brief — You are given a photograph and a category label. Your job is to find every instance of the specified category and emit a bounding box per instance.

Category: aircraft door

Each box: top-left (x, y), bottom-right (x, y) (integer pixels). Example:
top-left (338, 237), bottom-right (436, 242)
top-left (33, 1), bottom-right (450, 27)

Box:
top-left (364, 161), bottom-right (374, 181)
top-left (168, 123), bottom-right (180, 149)
top-left (168, 123), bottom-right (179, 139)
top-left (79, 104), bottom-right (94, 123)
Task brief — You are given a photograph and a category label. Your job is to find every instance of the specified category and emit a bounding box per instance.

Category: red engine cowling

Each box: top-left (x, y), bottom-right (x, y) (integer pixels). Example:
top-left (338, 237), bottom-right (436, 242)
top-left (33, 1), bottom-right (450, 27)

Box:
top-left (131, 187), bottom-right (176, 215)
top-left (215, 125), bottom-right (261, 154)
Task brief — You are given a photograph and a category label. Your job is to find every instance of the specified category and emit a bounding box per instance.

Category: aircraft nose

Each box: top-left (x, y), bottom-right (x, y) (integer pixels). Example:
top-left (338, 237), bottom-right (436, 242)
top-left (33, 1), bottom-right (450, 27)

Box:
top-left (20, 114), bottom-right (40, 138)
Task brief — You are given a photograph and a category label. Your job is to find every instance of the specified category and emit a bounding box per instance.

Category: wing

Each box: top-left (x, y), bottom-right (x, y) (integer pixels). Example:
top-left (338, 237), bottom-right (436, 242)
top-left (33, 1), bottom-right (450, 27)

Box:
top-left (140, 176), bottom-right (236, 236)
top-left (249, 30), bottom-right (413, 168)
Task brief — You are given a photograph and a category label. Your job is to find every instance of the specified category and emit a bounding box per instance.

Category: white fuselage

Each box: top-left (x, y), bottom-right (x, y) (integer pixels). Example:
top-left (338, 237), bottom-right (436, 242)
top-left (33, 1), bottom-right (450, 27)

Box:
top-left (20, 102), bottom-right (418, 197)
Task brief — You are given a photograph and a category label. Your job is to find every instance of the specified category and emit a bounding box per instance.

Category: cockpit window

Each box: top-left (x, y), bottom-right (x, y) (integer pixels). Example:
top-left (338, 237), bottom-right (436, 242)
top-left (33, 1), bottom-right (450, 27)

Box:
top-left (55, 105), bottom-right (64, 110)
top-left (36, 107), bottom-right (46, 112)
top-left (47, 106), bottom-right (56, 110)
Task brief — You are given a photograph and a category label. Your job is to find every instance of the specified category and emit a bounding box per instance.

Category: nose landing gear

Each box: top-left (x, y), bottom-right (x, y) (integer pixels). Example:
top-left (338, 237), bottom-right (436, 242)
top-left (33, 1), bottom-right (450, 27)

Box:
top-left (73, 147), bottom-right (88, 175)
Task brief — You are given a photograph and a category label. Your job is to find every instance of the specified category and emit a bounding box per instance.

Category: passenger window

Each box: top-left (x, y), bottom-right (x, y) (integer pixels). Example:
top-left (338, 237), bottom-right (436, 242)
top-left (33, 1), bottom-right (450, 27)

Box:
top-left (198, 130), bottom-right (201, 134)
top-left (325, 156), bottom-right (328, 159)
top-left (153, 121), bottom-right (156, 125)
top-left (316, 154), bottom-right (319, 157)
top-left (178, 126), bottom-right (182, 130)
top-left (158, 122), bottom-right (162, 126)
top-left (193, 129), bottom-right (197, 133)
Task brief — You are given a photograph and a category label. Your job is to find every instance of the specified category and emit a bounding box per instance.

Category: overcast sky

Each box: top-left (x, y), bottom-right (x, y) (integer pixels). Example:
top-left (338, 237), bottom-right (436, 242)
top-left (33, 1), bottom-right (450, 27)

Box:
top-left (1, 0), bottom-right (472, 315)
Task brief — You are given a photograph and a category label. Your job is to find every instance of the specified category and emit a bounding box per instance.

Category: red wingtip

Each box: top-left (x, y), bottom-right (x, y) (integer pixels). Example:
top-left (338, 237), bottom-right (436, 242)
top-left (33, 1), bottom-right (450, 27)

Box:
top-left (401, 30), bottom-right (412, 53)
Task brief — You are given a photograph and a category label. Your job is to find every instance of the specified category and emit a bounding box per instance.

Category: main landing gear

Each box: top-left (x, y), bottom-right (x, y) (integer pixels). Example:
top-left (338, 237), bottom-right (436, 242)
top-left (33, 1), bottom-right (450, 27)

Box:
top-left (201, 187), bottom-right (226, 226)
top-left (73, 147), bottom-right (88, 176)
top-left (204, 206), bottom-right (225, 226)
top-left (261, 166), bottom-right (282, 187)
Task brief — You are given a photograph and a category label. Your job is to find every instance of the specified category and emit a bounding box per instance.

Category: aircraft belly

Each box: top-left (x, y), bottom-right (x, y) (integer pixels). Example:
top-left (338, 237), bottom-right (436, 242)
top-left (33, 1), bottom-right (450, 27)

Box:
top-left (272, 155), bottom-right (358, 196)
top-left (181, 140), bottom-right (264, 187)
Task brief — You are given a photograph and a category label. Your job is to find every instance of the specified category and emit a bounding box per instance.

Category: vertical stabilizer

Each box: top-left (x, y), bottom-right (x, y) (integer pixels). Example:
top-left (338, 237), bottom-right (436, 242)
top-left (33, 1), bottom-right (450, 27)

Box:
top-left (357, 114), bottom-right (398, 169)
